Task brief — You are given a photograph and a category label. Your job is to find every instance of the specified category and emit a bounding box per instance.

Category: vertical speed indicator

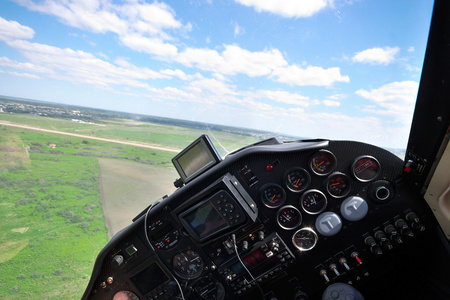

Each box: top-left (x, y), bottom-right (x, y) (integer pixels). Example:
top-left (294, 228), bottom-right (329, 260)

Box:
top-left (310, 150), bottom-right (337, 176)
top-left (284, 168), bottom-right (311, 193)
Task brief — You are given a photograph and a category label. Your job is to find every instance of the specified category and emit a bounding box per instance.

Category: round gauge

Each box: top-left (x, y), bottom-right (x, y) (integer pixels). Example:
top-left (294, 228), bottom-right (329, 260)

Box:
top-left (292, 228), bottom-right (318, 251)
top-left (194, 277), bottom-right (226, 300)
top-left (352, 156), bottom-right (381, 182)
top-left (260, 184), bottom-right (286, 208)
top-left (310, 150), bottom-right (337, 176)
top-left (276, 205), bottom-right (302, 230)
top-left (172, 250), bottom-right (204, 279)
top-left (325, 172), bottom-right (351, 198)
top-left (284, 168), bottom-right (311, 193)
top-left (113, 291), bottom-right (140, 300)
top-left (300, 190), bottom-right (327, 214)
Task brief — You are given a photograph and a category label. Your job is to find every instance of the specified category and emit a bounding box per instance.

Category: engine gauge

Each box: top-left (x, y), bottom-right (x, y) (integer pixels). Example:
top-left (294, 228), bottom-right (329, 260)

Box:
top-left (325, 172), bottom-right (351, 198)
top-left (172, 250), bottom-right (204, 279)
top-left (292, 228), bottom-right (318, 251)
top-left (284, 168), bottom-right (311, 192)
top-left (276, 205), bottom-right (302, 230)
top-left (310, 150), bottom-right (337, 176)
top-left (260, 184), bottom-right (286, 208)
top-left (300, 189), bottom-right (327, 214)
top-left (352, 156), bottom-right (381, 182)
top-left (194, 277), bottom-right (225, 300)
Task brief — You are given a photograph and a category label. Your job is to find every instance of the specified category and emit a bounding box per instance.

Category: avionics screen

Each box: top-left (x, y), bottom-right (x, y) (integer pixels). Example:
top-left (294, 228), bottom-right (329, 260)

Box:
top-left (182, 200), bottom-right (228, 240)
top-left (130, 262), bottom-right (169, 295)
top-left (172, 135), bottom-right (221, 183)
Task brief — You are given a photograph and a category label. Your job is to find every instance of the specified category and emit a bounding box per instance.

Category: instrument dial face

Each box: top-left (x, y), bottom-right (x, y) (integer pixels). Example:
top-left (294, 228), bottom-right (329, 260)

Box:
top-left (292, 228), bottom-right (318, 251)
top-left (195, 277), bottom-right (225, 300)
top-left (310, 150), bottom-right (337, 176)
top-left (260, 184), bottom-right (286, 208)
top-left (352, 156), bottom-right (381, 182)
top-left (276, 205), bottom-right (302, 230)
top-left (172, 250), bottom-right (204, 279)
top-left (300, 190), bottom-right (327, 214)
top-left (284, 168), bottom-right (311, 193)
top-left (113, 291), bottom-right (140, 300)
top-left (326, 173), bottom-right (351, 198)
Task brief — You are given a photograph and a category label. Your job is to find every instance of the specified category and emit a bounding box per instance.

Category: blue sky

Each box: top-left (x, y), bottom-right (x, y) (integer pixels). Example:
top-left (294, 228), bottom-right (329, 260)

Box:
top-left (0, 0), bottom-right (434, 148)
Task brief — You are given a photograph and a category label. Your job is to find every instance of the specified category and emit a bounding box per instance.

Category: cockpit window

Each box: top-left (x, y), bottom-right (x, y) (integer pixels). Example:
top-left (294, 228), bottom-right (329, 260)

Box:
top-left (0, 1), bottom-right (435, 298)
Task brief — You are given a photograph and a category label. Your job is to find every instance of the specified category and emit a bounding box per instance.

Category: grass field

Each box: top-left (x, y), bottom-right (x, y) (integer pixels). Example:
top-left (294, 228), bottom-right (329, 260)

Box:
top-left (0, 111), bottom-right (261, 299)
top-left (0, 113), bottom-right (260, 157)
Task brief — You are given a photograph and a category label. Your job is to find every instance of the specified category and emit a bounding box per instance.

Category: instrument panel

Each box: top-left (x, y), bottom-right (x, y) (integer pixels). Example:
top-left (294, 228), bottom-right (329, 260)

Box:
top-left (82, 139), bottom-right (440, 300)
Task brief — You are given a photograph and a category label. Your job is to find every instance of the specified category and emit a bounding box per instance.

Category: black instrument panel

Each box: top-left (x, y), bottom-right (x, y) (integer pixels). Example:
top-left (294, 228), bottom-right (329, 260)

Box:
top-left (82, 140), bottom-right (440, 300)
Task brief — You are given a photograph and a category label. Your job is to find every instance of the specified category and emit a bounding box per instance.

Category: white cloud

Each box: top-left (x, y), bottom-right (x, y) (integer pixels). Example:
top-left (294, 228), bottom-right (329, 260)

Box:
top-left (4, 39), bottom-right (165, 88)
top-left (119, 34), bottom-right (178, 57)
top-left (235, 0), bottom-right (334, 18)
top-left (0, 17), bottom-right (35, 41)
top-left (273, 65), bottom-right (349, 86)
top-left (258, 90), bottom-right (310, 106)
top-left (160, 69), bottom-right (201, 81)
top-left (15, 0), bottom-right (185, 51)
top-left (352, 47), bottom-right (400, 65)
top-left (355, 81), bottom-right (419, 124)
top-left (7, 71), bottom-right (41, 79)
top-left (189, 78), bottom-right (237, 95)
top-left (323, 100), bottom-right (340, 107)
top-left (407, 46), bottom-right (415, 52)
top-left (177, 45), bottom-right (287, 77)
top-left (0, 56), bottom-right (52, 74)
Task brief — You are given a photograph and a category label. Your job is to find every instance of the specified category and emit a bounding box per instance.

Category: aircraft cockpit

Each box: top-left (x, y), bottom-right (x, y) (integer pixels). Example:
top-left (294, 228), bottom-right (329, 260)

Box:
top-left (82, 1), bottom-right (450, 299)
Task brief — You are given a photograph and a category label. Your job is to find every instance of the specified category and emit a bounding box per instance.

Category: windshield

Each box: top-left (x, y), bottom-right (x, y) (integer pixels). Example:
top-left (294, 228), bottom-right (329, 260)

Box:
top-left (0, 0), bottom-right (434, 299)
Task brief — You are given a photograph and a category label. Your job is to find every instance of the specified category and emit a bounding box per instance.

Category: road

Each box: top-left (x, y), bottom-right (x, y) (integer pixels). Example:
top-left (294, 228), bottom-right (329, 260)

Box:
top-left (0, 121), bottom-right (180, 153)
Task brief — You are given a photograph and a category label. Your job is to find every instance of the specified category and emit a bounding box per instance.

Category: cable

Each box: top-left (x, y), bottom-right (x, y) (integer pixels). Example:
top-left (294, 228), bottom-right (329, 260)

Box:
top-left (231, 234), bottom-right (265, 299)
top-left (144, 203), bottom-right (186, 300)
top-left (232, 234), bottom-right (256, 283)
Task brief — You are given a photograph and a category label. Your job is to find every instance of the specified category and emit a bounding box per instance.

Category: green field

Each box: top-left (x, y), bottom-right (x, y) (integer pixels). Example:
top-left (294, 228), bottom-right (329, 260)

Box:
top-left (0, 113), bottom-right (261, 157)
top-left (0, 108), bottom-right (262, 299)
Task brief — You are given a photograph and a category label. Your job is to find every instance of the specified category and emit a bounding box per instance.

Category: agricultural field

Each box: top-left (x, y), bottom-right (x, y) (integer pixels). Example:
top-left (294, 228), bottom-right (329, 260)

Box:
top-left (0, 109), bottom-right (263, 299)
top-left (0, 110), bottom-right (264, 157)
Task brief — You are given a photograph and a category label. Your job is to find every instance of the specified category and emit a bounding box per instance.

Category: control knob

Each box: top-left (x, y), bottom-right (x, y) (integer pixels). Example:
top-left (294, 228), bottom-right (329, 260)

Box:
top-left (111, 255), bottom-right (124, 269)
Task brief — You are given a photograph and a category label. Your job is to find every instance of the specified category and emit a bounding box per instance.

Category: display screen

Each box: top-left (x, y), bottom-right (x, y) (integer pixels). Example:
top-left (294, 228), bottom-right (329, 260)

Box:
top-left (172, 135), bottom-right (221, 183)
top-left (130, 262), bottom-right (169, 295)
top-left (231, 249), bottom-right (265, 275)
top-left (182, 200), bottom-right (228, 240)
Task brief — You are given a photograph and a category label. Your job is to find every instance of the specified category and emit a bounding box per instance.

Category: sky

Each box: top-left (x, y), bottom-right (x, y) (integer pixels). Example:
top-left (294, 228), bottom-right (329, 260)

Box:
top-left (0, 0), bottom-right (435, 149)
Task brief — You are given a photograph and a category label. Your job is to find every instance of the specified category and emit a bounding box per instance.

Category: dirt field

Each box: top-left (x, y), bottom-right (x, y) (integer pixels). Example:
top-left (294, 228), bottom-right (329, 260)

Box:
top-left (98, 158), bottom-right (178, 236)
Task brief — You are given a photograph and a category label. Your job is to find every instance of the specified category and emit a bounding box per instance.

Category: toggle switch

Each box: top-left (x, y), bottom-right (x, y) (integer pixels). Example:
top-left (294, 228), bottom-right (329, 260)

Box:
top-left (339, 257), bottom-right (351, 270)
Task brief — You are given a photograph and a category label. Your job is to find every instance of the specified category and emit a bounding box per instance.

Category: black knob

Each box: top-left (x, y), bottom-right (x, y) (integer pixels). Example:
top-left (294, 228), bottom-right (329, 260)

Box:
top-left (384, 224), bottom-right (397, 235)
top-left (406, 212), bottom-right (420, 223)
top-left (294, 289), bottom-right (309, 300)
top-left (374, 231), bottom-right (387, 241)
top-left (381, 240), bottom-right (393, 250)
top-left (164, 281), bottom-right (178, 300)
top-left (395, 219), bottom-right (408, 230)
top-left (364, 236), bottom-right (376, 247)
top-left (412, 222), bottom-right (426, 232)
top-left (370, 245), bottom-right (383, 256)
top-left (391, 235), bottom-right (404, 244)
